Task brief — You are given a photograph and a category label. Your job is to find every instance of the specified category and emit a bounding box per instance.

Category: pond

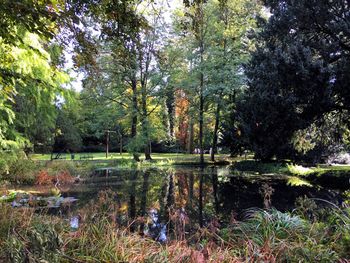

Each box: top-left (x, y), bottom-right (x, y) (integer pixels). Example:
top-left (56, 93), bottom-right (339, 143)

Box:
top-left (2, 165), bottom-right (349, 240)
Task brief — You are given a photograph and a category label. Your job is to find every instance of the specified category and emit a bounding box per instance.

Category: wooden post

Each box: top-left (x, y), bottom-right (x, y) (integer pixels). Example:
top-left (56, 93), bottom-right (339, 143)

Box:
top-left (105, 129), bottom-right (118, 158)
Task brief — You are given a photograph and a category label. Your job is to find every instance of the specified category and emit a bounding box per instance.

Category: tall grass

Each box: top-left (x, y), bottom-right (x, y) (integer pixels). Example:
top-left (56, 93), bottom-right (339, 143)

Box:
top-left (0, 192), bottom-right (349, 262)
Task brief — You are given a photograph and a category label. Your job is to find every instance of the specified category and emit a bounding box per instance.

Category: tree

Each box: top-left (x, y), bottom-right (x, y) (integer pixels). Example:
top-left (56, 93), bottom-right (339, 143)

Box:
top-left (204, 0), bottom-right (259, 161)
top-left (0, 31), bottom-right (70, 150)
top-left (170, 0), bottom-right (260, 161)
top-left (78, 0), bottom-right (170, 160)
top-left (53, 102), bottom-right (83, 153)
top-left (0, 0), bottom-right (89, 152)
top-left (240, 0), bottom-right (350, 161)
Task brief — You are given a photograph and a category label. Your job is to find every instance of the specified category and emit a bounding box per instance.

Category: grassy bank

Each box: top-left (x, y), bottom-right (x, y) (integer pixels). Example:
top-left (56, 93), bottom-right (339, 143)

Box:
top-left (233, 159), bottom-right (350, 174)
top-left (30, 152), bottom-right (235, 164)
top-left (0, 191), bottom-right (349, 262)
top-left (1, 152), bottom-right (236, 186)
top-left (232, 160), bottom-right (350, 191)
top-left (0, 159), bottom-right (96, 186)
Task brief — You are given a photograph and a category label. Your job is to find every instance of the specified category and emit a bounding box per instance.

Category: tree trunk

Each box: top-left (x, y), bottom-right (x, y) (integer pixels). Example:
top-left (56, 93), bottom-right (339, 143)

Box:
top-left (119, 136), bottom-right (123, 155)
top-left (199, 64), bottom-right (204, 165)
top-left (141, 92), bottom-right (152, 160)
top-left (131, 78), bottom-right (140, 162)
top-left (140, 46), bottom-right (152, 160)
top-left (198, 10), bottom-right (205, 165)
top-left (167, 92), bottom-right (175, 140)
top-left (187, 116), bottom-right (194, 154)
top-left (211, 167), bottom-right (219, 213)
top-left (211, 101), bottom-right (220, 162)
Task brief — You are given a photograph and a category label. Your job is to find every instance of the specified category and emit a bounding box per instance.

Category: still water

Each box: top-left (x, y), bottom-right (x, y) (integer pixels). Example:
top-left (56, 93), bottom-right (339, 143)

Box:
top-left (63, 166), bottom-right (347, 223)
top-left (3, 165), bottom-right (349, 234)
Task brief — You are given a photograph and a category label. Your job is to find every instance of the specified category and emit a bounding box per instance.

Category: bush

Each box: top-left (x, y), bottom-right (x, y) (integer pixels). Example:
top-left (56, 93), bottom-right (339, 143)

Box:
top-left (0, 151), bottom-right (38, 184)
top-left (233, 160), bottom-right (289, 174)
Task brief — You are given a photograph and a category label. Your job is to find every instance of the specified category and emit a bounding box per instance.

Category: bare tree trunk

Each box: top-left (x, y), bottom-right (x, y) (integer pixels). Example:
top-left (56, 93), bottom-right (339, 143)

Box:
top-left (166, 88), bottom-right (175, 141)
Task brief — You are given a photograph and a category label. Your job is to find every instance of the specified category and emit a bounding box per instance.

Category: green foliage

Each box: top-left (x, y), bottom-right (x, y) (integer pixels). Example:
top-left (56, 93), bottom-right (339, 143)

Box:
top-left (240, 0), bottom-right (350, 161)
top-left (0, 151), bottom-right (18, 176)
top-left (0, 32), bottom-right (70, 151)
top-left (286, 164), bottom-right (314, 176)
top-left (0, 151), bottom-right (38, 184)
top-left (53, 98), bottom-right (83, 153)
top-left (233, 160), bottom-right (289, 174)
top-left (6, 224), bottom-right (63, 263)
top-left (0, 0), bottom-right (74, 152)
top-left (238, 209), bottom-right (307, 243)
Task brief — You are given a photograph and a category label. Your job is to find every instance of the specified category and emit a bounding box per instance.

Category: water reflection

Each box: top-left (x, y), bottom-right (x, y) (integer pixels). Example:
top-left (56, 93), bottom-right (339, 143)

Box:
top-left (8, 166), bottom-right (346, 230)
top-left (86, 167), bottom-right (345, 223)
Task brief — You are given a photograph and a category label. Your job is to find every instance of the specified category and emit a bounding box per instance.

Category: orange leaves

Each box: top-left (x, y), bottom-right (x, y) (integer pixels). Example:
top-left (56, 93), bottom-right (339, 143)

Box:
top-left (35, 170), bottom-right (52, 185)
top-left (35, 170), bottom-right (74, 185)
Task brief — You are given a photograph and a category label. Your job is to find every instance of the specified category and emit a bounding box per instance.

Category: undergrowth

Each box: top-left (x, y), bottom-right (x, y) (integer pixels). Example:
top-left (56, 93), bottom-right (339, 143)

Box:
top-left (0, 154), bottom-right (95, 185)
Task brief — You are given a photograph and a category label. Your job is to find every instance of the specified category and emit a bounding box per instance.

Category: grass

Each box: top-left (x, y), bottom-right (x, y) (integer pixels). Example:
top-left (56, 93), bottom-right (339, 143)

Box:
top-left (30, 152), bottom-right (234, 163)
top-left (1, 152), bottom-right (236, 186)
top-left (29, 152), bottom-right (237, 170)
top-left (0, 192), bottom-right (349, 262)
top-left (233, 159), bottom-right (350, 176)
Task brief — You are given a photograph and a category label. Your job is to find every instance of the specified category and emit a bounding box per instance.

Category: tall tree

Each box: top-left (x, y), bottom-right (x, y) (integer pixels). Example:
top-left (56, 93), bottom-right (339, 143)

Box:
top-left (241, 0), bottom-right (350, 160)
top-left (205, 0), bottom-right (259, 161)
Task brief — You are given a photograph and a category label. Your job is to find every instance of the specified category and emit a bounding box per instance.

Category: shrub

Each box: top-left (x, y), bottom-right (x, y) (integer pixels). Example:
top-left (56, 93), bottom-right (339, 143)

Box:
top-left (35, 170), bottom-right (53, 185)
top-left (0, 151), bottom-right (39, 184)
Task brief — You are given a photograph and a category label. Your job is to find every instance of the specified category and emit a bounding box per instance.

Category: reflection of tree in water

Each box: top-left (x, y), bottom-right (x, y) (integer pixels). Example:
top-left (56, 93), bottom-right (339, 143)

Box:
top-left (199, 169), bottom-right (204, 227)
top-left (211, 167), bottom-right (220, 214)
top-left (176, 170), bottom-right (188, 207)
top-left (139, 169), bottom-right (150, 233)
top-left (66, 167), bottom-right (343, 239)
top-left (128, 170), bottom-right (138, 231)
top-left (173, 167), bottom-right (217, 228)
top-left (189, 170), bottom-right (194, 204)
top-left (159, 169), bottom-right (175, 223)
